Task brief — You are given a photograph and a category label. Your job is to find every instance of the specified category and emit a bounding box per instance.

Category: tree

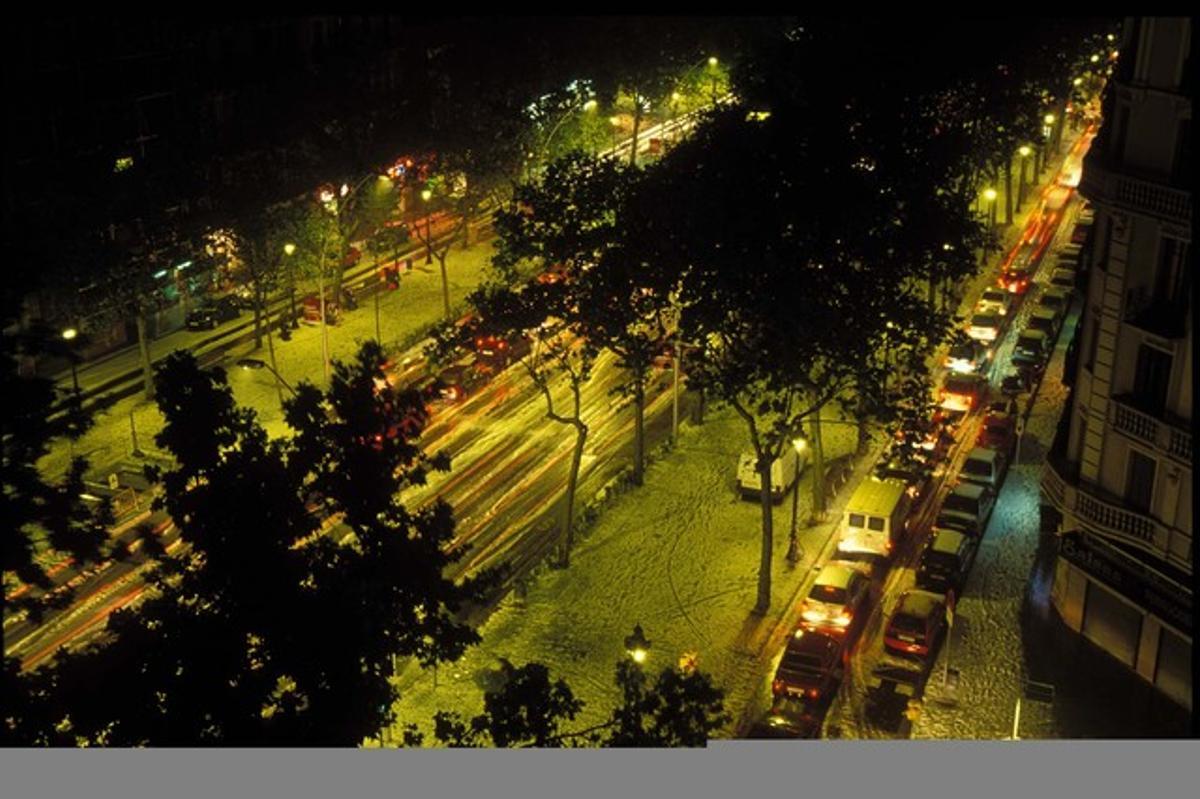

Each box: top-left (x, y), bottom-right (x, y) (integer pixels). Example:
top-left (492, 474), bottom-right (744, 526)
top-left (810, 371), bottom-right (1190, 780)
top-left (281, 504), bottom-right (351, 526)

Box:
top-left (427, 658), bottom-right (728, 748)
top-left (2, 266), bottom-right (115, 744)
top-left (6, 341), bottom-right (494, 745)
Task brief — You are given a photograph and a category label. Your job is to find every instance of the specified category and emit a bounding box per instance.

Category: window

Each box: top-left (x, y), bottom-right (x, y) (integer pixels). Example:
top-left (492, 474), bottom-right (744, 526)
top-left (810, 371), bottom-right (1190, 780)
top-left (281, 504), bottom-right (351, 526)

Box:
top-left (848, 513), bottom-right (865, 529)
top-left (1125, 448), bottom-right (1156, 514)
top-left (1132, 344), bottom-right (1172, 414)
top-left (1096, 215), bottom-right (1113, 271)
top-left (1154, 237), bottom-right (1188, 309)
top-left (867, 516), bottom-right (886, 532)
top-left (1085, 316), bottom-right (1100, 372)
top-left (1112, 105), bottom-right (1130, 166)
top-left (1172, 117), bottom-right (1189, 184)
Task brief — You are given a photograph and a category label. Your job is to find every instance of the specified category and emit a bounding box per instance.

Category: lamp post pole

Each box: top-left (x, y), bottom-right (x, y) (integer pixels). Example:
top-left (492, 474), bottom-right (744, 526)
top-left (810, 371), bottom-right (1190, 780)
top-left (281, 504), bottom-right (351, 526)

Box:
top-left (787, 438), bottom-right (807, 565)
top-left (1016, 146), bottom-right (1032, 211)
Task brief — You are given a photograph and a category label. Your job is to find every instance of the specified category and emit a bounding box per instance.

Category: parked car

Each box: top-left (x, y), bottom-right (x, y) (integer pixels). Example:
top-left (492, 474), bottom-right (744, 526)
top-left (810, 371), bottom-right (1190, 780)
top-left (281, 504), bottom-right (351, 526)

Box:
top-left (1012, 329), bottom-right (1051, 371)
top-left (1070, 221), bottom-right (1092, 245)
top-left (1027, 306), bottom-right (1062, 340)
top-left (945, 339), bottom-right (993, 375)
top-left (1000, 368), bottom-right (1033, 397)
top-left (1050, 267), bottom-right (1077, 293)
top-left (978, 410), bottom-right (1017, 453)
top-left (960, 446), bottom-right (1009, 491)
top-left (967, 307), bottom-right (1004, 343)
top-left (937, 482), bottom-right (995, 537)
top-left (916, 527), bottom-right (978, 595)
top-left (772, 629), bottom-right (846, 703)
top-left (737, 445), bottom-right (807, 502)
top-left (798, 562), bottom-right (872, 634)
top-left (185, 297), bottom-right (241, 330)
top-left (1036, 286), bottom-right (1071, 319)
top-left (884, 590), bottom-right (948, 659)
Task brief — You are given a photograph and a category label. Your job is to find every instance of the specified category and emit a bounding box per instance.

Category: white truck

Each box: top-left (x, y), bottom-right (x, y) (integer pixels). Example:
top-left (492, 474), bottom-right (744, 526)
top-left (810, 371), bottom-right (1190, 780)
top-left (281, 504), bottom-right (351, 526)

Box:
top-left (837, 476), bottom-right (912, 559)
top-left (737, 446), bottom-right (806, 502)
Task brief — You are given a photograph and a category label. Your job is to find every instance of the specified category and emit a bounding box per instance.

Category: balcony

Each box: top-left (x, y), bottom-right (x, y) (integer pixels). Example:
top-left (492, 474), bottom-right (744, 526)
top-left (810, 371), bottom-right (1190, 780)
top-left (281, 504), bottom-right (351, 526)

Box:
top-left (1080, 152), bottom-right (1191, 225)
top-left (1123, 294), bottom-right (1190, 340)
top-left (1042, 445), bottom-right (1192, 573)
top-left (1111, 395), bottom-right (1193, 466)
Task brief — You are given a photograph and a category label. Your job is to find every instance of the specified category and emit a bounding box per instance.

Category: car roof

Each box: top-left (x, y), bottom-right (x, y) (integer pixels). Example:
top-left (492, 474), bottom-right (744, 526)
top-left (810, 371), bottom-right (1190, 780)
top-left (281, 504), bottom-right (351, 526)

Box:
top-left (930, 528), bottom-right (967, 553)
top-left (895, 589), bottom-right (944, 619)
top-left (814, 563), bottom-right (859, 590)
top-left (966, 447), bottom-right (999, 463)
top-left (1019, 329), bottom-right (1048, 341)
top-left (847, 477), bottom-right (908, 516)
top-left (952, 482), bottom-right (986, 499)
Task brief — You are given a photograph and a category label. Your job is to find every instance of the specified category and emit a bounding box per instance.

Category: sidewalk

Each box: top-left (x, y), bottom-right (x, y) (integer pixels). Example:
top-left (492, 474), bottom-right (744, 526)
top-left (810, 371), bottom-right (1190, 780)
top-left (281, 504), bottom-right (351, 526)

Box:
top-left (383, 406), bottom-right (879, 742)
top-left (35, 239), bottom-right (499, 492)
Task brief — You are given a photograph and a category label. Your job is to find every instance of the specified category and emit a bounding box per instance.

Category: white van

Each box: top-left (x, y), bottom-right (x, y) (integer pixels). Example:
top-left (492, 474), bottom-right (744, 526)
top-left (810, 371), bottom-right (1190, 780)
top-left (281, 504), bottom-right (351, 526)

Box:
top-left (837, 476), bottom-right (912, 559)
top-left (737, 446), bottom-right (807, 502)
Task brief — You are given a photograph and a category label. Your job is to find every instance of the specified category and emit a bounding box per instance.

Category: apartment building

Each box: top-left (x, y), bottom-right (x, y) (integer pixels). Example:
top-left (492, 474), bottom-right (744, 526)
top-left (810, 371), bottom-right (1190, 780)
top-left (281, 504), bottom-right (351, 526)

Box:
top-left (1041, 17), bottom-right (1191, 711)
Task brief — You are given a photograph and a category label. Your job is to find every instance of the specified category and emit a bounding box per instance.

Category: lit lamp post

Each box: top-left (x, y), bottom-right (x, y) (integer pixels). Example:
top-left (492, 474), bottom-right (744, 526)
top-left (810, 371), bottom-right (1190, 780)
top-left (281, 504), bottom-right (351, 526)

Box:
top-left (983, 187), bottom-right (998, 231)
top-left (624, 624), bottom-right (652, 666)
top-left (420, 188), bottom-right (434, 265)
top-left (1016, 145), bottom-right (1032, 211)
top-left (1042, 113), bottom-right (1056, 165)
top-left (786, 437), bottom-right (807, 565)
top-left (238, 357), bottom-right (295, 411)
top-left (707, 55), bottom-right (720, 105)
top-left (61, 327), bottom-right (80, 395)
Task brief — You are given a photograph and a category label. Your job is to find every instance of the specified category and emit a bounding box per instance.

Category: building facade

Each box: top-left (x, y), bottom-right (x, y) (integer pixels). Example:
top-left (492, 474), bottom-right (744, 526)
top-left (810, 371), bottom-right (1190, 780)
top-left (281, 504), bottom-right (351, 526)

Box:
top-left (1041, 17), bottom-right (1192, 712)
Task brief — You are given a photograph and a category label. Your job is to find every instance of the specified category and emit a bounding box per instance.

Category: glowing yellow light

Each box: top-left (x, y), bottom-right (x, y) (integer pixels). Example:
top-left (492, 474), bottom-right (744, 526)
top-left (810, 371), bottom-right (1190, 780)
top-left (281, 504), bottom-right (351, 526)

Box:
top-left (794, 438), bottom-right (807, 452)
top-left (62, 328), bottom-right (78, 341)
top-left (983, 188), bottom-right (998, 201)
top-left (630, 648), bottom-right (647, 664)
top-left (421, 189), bottom-right (432, 202)
top-left (583, 99), bottom-right (598, 112)
top-left (1073, 77), bottom-right (1083, 86)
top-left (1044, 113), bottom-right (1056, 125)
top-left (608, 115), bottom-right (621, 126)
top-left (1090, 54), bottom-right (1100, 63)
top-left (708, 56), bottom-right (718, 68)
top-left (283, 243), bottom-right (296, 256)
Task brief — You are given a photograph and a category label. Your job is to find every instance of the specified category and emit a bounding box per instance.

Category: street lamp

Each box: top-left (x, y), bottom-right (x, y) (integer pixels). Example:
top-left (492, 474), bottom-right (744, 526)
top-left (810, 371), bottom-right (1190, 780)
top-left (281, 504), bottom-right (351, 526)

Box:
top-left (624, 624), bottom-right (652, 665)
top-left (1016, 146), bottom-right (1032, 211)
top-left (707, 56), bottom-right (720, 104)
top-left (983, 187), bottom-right (998, 229)
top-left (420, 188), bottom-right (434, 265)
top-left (786, 437), bottom-right (807, 565)
top-left (237, 357), bottom-right (296, 410)
top-left (540, 95), bottom-right (598, 164)
top-left (61, 327), bottom-right (80, 395)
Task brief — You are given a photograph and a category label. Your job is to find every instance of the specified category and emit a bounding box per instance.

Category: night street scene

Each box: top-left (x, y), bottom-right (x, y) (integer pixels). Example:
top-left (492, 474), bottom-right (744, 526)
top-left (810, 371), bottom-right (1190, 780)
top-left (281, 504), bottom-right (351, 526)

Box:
top-left (2, 15), bottom-right (1193, 750)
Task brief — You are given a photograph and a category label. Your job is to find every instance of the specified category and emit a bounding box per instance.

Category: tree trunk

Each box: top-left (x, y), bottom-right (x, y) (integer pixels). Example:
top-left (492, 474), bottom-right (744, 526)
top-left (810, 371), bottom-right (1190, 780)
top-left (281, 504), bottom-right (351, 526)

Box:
top-left (136, 313), bottom-right (154, 400)
top-left (629, 95), bottom-right (641, 167)
top-left (754, 457), bottom-right (774, 615)
top-left (810, 411), bottom-right (825, 522)
top-left (632, 377), bottom-right (645, 486)
top-left (437, 251), bottom-right (451, 320)
top-left (288, 287), bottom-right (298, 328)
top-left (266, 312), bottom-right (283, 410)
top-left (559, 421), bottom-right (589, 568)
top-left (1004, 157), bottom-right (1014, 226)
top-left (253, 293), bottom-right (263, 351)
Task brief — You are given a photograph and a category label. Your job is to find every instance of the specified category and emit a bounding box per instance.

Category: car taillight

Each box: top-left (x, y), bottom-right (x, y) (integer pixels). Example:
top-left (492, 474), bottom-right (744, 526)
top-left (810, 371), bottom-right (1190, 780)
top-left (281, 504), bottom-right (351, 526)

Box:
top-left (475, 338), bottom-right (482, 348)
top-left (499, 341), bottom-right (507, 350)
top-left (885, 540), bottom-right (893, 553)
top-left (772, 680), bottom-right (784, 695)
top-left (807, 688), bottom-right (819, 699)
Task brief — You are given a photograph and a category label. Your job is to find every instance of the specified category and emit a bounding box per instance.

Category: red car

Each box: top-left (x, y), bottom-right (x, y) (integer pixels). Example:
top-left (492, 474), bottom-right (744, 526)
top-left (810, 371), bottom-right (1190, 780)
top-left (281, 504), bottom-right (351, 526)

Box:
top-left (978, 411), bottom-right (1016, 452)
top-left (884, 590), bottom-right (947, 660)
top-left (771, 629), bottom-right (847, 704)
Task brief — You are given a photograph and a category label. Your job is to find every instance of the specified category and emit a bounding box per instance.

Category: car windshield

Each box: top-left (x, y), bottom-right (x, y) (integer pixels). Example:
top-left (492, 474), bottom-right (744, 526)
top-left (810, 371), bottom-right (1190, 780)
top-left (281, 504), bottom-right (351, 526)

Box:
top-left (982, 289), bottom-right (1006, 304)
top-left (890, 614), bottom-right (926, 635)
top-left (963, 460), bottom-right (991, 477)
top-left (810, 584), bottom-right (848, 605)
top-left (986, 422), bottom-right (1008, 437)
top-left (780, 651), bottom-right (824, 674)
top-left (971, 313), bottom-right (998, 328)
top-left (945, 376), bottom-right (977, 394)
top-left (949, 343), bottom-right (976, 360)
top-left (944, 494), bottom-right (979, 514)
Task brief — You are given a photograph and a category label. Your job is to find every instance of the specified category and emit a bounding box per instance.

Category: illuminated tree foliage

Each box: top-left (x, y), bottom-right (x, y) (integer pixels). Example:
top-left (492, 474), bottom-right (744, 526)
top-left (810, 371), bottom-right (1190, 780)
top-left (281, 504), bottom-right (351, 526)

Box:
top-left (5, 342), bottom-right (492, 745)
